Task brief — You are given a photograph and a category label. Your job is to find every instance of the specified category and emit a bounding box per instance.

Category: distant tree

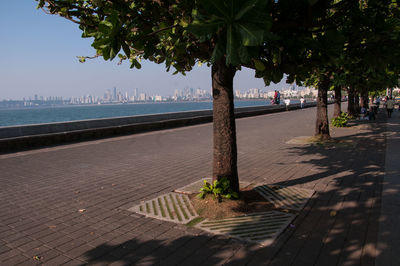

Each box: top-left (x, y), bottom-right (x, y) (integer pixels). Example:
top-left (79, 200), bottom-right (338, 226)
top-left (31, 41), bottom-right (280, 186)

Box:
top-left (300, 0), bottom-right (400, 137)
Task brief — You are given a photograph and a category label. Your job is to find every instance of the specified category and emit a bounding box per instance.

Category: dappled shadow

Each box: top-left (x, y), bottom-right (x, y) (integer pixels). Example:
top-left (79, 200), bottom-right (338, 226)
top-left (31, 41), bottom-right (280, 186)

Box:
top-left (81, 233), bottom-right (283, 265)
top-left (266, 111), bottom-right (396, 265)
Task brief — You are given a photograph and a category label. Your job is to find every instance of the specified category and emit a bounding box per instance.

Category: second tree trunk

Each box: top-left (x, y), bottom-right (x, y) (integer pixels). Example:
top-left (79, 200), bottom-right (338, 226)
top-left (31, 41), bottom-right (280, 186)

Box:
top-left (315, 75), bottom-right (331, 140)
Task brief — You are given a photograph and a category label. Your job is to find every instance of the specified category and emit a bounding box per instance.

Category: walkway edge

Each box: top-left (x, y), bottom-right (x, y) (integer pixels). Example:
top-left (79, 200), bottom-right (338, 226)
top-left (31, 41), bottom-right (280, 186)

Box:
top-left (376, 118), bottom-right (400, 266)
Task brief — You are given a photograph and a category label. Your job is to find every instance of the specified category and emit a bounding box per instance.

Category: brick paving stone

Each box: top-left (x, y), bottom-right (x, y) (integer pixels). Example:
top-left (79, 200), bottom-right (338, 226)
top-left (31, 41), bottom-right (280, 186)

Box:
top-left (55, 238), bottom-right (87, 253)
top-left (66, 244), bottom-right (95, 260)
top-left (5, 236), bottom-right (34, 249)
top-left (37, 248), bottom-right (63, 263)
top-left (0, 243), bottom-right (12, 255)
top-left (1, 253), bottom-right (30, 266)
top-left (41, 255), bottom-right (72, 265)
top-left (46, 235), bottom-right (75, 249)
top-left (156, 235), bottom-right (214, 265)
top-left (0, 105), bottom-right (393, 265)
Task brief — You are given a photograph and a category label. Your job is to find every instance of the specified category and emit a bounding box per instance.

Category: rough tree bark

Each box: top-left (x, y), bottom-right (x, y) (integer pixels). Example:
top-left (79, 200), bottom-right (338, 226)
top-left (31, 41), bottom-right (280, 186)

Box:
top-left (360, 88), bottom-right (369, 109)
top-left (347, 87), bottom-right (356, 117)
top-left (354, 93), bottom-right (360, 114)
top-left (315, 74), bottom-right (331, 140)
top-left (211, 58), bottom-right (239, 193)
top-left (333, 86), bottom-right (342, 118)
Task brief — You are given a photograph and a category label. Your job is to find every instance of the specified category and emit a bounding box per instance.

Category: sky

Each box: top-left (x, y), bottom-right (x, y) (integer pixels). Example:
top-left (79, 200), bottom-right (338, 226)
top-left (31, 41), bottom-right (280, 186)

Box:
top-left (0, 1), bottom-right (289, 100)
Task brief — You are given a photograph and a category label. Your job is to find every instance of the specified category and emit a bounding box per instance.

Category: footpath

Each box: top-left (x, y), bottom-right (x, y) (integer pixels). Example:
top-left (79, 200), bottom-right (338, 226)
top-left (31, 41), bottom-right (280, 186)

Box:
top-left (0, 104), bottom-right (397, 265)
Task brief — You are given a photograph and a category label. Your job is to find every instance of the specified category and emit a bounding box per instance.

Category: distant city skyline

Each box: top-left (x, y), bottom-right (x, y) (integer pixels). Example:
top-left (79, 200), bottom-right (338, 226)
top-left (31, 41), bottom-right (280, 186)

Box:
top-left (0, 2), bottom-right (288, 101)
top-left (0, 85), bottom-right (317, 110)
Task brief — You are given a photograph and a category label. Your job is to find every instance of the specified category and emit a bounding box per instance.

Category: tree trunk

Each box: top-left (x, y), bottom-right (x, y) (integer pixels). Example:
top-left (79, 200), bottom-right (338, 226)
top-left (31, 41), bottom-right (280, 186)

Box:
top-left (211, 58), bottom-right (239, 193)
top-left (315, 75), bottom-right (331, 140)
top-left (360, 88), bottom-right (369, 109)
top-left (333, 86), bottom-right (342, 118)
top-left (354, 93), bottom-right (360, 114)
top-left (347, 87), bottom-right (356, 117)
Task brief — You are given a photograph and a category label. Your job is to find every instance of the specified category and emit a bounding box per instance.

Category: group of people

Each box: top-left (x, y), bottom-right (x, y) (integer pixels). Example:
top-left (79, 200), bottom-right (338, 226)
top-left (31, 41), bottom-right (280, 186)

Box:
top-left (269, 92), bottom-right (397, 117)
top-left (360, 96), bottom-right (397, 120)
top-left (271, 90), bottom-right (306, 110)
top-left (271, 90), bottom-right (281, 105)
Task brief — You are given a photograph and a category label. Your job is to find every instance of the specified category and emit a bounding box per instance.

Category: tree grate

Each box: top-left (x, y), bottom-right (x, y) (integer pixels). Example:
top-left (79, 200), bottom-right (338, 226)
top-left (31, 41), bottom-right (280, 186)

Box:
top-left (128, 192), bottom-right (199, 224)
top-left (196, 211), bottom-right (295, 246)
top-left (254, 185), bottom-right (314, 211)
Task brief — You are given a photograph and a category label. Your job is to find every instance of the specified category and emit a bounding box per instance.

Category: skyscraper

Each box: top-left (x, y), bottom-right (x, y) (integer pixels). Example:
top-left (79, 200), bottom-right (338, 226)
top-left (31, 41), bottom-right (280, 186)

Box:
top-left (113, 87), bottom-right (117, 101)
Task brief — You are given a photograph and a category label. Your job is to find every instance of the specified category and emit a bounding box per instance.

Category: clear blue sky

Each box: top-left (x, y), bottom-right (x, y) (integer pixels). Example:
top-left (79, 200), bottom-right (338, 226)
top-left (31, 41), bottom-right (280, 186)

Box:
top-left (0, 1), bottom-right (289, 100)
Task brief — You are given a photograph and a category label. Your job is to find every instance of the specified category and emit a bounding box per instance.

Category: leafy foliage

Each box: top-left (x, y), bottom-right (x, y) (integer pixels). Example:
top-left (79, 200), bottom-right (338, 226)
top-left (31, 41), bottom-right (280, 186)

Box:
top-left (198, 177), bottom-right (239, 200)
top-left (187, 0), bottom-right (272, 66)
top-left (331, 112), bottom-right (351, 128)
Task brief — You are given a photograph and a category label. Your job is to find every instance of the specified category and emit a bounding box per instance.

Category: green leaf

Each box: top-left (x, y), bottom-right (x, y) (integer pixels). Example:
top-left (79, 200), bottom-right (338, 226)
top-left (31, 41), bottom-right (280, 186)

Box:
top-left (231, 191), bottom-right (239, 199)
top-left (99, 20), bottom-right (113, 33)
top-left (235, 0), bottom-right (264, 20)
top-left (238, 46), bottom-right (251, 63)
top-left (187, 21), bottom-right (224, 37)
top-left (226, 25), bottom-right (240, 65)
top-left (130, 59), bottom-right (141, 69)
top-left (122, 42), bottom-right (131, 58)
top-left (199, 0), bottom-right (229, 19)
top-left (253, 59), bottom-right (266, 71)
top-left (236, 23), bottom-right (264, 46)
top-left (102, 46), bottom-right (111, 61)
top-left (211, 40), bottom-right (224, 63)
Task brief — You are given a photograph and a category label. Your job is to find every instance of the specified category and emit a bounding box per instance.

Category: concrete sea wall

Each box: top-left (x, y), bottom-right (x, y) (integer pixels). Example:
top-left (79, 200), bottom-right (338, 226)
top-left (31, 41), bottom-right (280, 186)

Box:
top-left (0, 102), bottom-right (316, 153)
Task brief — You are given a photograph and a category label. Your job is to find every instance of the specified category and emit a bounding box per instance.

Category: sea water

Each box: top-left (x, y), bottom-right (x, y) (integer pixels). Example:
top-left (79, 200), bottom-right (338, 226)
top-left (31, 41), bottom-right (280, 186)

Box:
top-left (0, 100), bottom-right (291, 127)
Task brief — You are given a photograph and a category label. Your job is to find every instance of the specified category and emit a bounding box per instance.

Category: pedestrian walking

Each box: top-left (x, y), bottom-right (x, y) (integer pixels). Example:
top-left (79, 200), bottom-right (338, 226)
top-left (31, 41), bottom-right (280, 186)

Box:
top-left (284, 98), bottom-right (290, 111)
top-left (300, 97), bottom-right (305, 108)
top-left (386, 96), bottom-right (395, 118)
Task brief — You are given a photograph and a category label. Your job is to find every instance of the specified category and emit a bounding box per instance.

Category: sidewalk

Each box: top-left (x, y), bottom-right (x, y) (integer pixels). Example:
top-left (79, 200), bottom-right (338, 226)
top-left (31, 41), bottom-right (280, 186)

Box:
top-left (0, 105), bottom-right (395, 265)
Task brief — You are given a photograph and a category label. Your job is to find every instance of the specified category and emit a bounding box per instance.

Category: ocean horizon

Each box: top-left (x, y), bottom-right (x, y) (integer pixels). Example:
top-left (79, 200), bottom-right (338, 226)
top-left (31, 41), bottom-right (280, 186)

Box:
top-left (0, 100), bottom-right (299, 127)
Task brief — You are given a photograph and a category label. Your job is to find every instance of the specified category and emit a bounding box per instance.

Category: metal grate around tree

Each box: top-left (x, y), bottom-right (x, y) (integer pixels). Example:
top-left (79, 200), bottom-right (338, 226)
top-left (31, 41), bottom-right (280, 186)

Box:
top-left (254, 185), bottom-right (314, 211)
top-left (128, 192), bottom-right (199, 224)
top-left (196, 211), bottom-right (295, 246)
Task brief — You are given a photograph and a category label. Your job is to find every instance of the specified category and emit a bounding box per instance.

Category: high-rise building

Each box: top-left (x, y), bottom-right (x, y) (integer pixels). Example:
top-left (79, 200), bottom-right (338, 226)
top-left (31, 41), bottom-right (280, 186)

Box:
top-left (113, 87), bottom-right (117, 101)
top-left (138, 93), bottom-right (147, 101)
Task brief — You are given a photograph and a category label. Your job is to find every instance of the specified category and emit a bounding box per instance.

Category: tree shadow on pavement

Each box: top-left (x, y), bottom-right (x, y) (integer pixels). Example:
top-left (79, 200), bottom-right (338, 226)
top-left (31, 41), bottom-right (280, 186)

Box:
top-left (82, 232), bottom-right (278, 266)
top-left (265, 116), bottom-right (394, 265)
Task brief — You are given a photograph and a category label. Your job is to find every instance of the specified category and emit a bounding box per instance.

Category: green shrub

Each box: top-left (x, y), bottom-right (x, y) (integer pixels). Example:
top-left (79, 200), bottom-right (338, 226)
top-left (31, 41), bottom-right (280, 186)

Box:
top-left (197, 177), bottom-right (239, 200)
top-left (331, 112), bottom-right (350, 127)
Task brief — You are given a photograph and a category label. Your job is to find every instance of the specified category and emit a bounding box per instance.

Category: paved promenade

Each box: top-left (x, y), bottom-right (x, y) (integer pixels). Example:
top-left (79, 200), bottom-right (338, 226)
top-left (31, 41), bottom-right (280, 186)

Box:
top-left (0, 104), bottom-right (397, 265)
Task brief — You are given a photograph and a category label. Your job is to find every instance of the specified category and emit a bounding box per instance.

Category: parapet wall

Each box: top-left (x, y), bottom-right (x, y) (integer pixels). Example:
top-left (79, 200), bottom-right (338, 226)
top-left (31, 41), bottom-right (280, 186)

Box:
top-left (0, 102), bottom-right (316, 153)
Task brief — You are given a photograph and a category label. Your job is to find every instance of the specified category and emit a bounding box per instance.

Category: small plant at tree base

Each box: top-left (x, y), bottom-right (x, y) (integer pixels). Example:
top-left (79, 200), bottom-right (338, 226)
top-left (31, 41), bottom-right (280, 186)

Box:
top-left (331, 112), bottom-right (350, 127)
top-left (197, 177), bottom-right (239, 200)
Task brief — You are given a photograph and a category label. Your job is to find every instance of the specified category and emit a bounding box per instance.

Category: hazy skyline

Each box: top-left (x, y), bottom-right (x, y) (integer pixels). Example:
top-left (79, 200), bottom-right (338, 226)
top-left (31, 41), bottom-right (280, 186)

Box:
top-left (0, 1), bottom-right (289, 101)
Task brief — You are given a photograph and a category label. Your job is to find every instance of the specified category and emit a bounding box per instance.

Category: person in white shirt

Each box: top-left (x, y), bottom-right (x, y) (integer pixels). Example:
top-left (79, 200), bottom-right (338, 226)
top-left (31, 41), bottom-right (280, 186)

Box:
top-left (386, 96), bottom-right (395, 118)
top-left (284, 99), bottom-right (290, 111)
top-left (300, 97), bottom-right (305, 108)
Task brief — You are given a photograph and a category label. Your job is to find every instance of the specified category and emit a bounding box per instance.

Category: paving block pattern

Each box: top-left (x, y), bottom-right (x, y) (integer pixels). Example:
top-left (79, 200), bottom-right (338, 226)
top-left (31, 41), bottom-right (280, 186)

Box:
top-left (196, 211), bottom-right (295, 246)
top-left (175, 178), bottom-right (251, 194)
top-left (254, 185), bottom-right (314, 211)
top-left (128, 192), bottom-right (199, 224)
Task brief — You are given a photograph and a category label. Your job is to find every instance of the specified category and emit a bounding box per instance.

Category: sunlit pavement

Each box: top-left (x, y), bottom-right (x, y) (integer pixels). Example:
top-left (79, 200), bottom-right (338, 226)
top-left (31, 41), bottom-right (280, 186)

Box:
top-left (0, 104), bottom-right (396, 265)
